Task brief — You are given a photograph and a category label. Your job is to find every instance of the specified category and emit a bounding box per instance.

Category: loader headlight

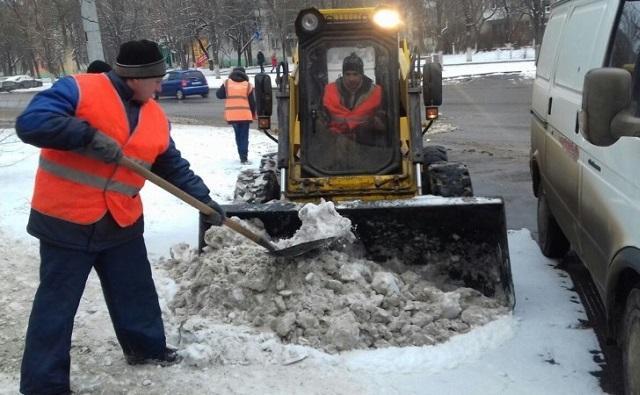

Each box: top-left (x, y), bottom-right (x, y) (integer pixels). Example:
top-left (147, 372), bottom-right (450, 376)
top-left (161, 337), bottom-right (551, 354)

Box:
top-left (296, 8), bottom-right (324, 36)
top-left (372, 8), bottom-right (401, 30)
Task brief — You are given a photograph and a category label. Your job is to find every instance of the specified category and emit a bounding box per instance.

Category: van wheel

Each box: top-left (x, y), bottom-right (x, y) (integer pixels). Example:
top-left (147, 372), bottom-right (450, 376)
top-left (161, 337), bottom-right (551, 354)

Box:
top-left (536, 185), bottom-right (569, 258)
top-left (425, 162), bottom-right (473, 197)
top-left (622, 287), bottom-right (640, 395)
top-left (176, 90), bottom-right (184, 100)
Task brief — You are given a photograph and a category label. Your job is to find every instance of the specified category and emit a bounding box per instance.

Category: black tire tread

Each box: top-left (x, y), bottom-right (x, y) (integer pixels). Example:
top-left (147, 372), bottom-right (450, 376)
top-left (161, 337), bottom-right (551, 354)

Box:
top-left (425, 162), bottom-right (473, 197)
top-left (622, 287), bottom-right (640, 395)
top-left (536, 186), bottom-right (570, 258)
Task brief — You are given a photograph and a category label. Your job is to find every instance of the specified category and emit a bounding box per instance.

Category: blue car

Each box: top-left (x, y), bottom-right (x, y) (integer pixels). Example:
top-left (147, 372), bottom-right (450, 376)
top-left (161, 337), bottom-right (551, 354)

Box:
top-left (157, 69), bottom-right (209, 100)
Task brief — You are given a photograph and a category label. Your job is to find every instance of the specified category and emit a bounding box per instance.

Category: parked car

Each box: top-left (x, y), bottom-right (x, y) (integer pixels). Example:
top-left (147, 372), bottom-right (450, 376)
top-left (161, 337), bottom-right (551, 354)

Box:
top-left (3, 75), bottom-right (43, 89)
top-left (530, 0), bottom-right (640, 392)
top-left (0, 77), bottom-right (19, 92)
top-left (156, 69), bottom-right (209, 100)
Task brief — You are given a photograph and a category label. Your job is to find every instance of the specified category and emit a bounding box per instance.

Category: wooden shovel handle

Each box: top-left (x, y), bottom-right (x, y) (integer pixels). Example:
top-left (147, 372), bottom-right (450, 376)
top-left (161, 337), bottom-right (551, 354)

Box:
top-left (118, 156), bottom-right (276, 252)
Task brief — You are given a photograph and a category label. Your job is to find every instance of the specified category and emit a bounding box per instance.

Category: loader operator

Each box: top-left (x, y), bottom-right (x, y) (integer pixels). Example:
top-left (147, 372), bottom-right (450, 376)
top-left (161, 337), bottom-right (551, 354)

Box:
top-left (15, 39), bottom-right (225, 395)
top-left (322, 52), bottom-right (386, 137)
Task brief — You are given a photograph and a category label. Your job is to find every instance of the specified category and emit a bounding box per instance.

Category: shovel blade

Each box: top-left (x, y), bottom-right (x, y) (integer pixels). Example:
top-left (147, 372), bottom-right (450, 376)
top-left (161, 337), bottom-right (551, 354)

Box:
top-left (269, 237), bottom-right (337, 258)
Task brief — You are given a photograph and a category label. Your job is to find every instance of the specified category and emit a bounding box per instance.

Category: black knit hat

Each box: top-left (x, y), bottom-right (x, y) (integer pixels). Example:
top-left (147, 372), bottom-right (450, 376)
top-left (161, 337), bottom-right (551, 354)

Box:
top-left (87, 60), bottom-right (111, 73)
top-left (114, 40), bottom-right (166, 78)
top-left (343, 52), bottom-right (363, 75)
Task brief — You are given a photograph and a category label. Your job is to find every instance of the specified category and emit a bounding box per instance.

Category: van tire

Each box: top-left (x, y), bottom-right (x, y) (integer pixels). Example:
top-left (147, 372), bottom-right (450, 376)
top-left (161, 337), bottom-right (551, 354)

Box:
top-left (536, 186), bottom-right (569, 258)
top-left (622, 287), bottom-right (640, 395)
top-left (425, 162), bottom-right (473, 197)
top-left (176, 90), bottom-right (184, 100)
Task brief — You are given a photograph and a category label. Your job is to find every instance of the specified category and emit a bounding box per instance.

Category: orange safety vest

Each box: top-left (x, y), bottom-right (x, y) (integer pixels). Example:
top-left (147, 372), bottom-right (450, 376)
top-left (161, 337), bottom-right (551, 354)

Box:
top-left (31, 73), bottom-right (170, 227)
top-left (223, 80), bottom-right (253, 122)
top-left (323, 82), bottom-right (382, 134)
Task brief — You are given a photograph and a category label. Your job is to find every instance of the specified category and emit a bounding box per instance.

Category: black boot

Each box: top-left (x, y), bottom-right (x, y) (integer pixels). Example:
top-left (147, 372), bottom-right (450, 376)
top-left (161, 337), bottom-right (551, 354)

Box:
top-left (125, 347), bottom-right (182, 367)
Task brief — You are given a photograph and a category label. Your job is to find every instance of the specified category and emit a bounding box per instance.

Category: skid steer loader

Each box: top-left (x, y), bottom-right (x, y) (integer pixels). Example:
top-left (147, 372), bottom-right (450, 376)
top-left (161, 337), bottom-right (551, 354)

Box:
top-left (202, 7), bottom-right (515, 307)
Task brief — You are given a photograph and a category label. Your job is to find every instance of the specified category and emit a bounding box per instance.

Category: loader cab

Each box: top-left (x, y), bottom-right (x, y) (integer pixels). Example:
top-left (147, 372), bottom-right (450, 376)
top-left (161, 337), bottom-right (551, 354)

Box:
top-left (295, 8), bottom-right (401, 177)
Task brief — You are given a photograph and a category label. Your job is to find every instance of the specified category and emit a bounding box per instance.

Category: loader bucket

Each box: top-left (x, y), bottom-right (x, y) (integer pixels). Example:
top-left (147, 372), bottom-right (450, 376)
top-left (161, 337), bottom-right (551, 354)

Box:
top-left (201, 196), bottom-right (515, 308)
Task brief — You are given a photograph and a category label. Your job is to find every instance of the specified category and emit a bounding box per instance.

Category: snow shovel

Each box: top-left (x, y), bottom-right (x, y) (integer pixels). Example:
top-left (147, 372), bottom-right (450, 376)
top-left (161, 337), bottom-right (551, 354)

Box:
top-left (118, 156), bottom-right (335, 257)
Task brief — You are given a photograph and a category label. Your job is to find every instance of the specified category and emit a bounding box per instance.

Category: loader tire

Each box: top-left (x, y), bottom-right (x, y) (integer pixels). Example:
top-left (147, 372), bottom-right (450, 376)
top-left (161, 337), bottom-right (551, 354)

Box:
top-left (421, 146), bottom-right (448, 193)
top-left (422, 145), bottom-right (448, 165)
top-left (536, 185), bottom-right (569, 258)
top-left (621, 287), bottom-right (640, 395)
top-left (260, 152), bottom-right (279, 174)
top-left (425, 162), bottom-right (473, 197)
top-left (233, 168), bottom-right (279, 203)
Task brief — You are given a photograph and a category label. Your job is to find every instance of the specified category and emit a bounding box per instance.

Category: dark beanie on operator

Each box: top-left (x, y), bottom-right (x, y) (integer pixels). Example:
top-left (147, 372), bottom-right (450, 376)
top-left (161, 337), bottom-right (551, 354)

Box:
top-left (114, 39), bottom-right (166, 78)
top-left (343, 52), bottom-right (364, 75)
top-left (87, 60), bottom-right (112, 73)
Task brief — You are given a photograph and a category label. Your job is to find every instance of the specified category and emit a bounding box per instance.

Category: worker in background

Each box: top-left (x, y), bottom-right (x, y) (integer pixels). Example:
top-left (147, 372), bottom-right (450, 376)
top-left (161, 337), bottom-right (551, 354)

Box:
top-left (322, 52), bottom-right (385, 136)
top-left (16, 39), bottom-right (225, 395)
top-left (257, 50), bottom-right (266, 73)
top-left (216, 67), bottom-right (256, 164)
top-left (86, 59), bottom-right (112, 74)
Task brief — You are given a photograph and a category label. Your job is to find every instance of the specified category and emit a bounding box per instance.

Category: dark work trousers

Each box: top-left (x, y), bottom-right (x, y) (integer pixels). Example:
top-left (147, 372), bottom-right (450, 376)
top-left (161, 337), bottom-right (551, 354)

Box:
top-left (20, 236), bottom-right (166, 394)
top-left (232, 121), bottom-right (250, 162)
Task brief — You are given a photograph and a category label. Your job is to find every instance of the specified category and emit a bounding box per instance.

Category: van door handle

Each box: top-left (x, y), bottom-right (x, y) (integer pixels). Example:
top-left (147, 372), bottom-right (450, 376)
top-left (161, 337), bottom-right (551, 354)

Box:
top-left (548, 97), bottom-right (553, 115)
top-left (587, 159), bottom-right (601, 172)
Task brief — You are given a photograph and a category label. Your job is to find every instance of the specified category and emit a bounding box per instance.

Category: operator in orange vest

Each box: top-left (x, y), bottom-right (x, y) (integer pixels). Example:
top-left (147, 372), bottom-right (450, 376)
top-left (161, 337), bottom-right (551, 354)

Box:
top-left (15, 40), bottom-right (225, 394)
top-left (322, 52), bottom-right (385, 136)
top-left (216, 66), bottom-right (256, 164)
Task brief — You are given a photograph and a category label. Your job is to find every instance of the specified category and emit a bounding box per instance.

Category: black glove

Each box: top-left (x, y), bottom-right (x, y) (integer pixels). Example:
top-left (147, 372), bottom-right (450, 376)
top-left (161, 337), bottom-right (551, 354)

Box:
top-left (205, 200), bottom-right (226, 226)
top-left (86, 131), bottom-right (123, 163)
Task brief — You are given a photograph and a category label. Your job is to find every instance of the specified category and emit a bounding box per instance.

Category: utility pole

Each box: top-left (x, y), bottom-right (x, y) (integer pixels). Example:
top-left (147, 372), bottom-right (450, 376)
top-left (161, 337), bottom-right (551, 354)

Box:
top-left (81, 0), bottom-right (105, 62)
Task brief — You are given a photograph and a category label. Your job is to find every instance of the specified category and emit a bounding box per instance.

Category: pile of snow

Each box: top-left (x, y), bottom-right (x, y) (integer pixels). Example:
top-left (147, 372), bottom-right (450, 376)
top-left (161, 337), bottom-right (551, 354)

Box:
top-left (163, 201), bottom-right (508, 365)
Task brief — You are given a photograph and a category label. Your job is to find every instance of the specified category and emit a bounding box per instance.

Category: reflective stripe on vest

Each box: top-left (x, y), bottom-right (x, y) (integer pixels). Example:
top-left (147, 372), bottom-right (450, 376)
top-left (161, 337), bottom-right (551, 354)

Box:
top-left (31, 73), bottom-right (170, 226)
top-left (323, 82), bottom-right (382, 133)
top-left (224, 80), bottom-right (253, 121)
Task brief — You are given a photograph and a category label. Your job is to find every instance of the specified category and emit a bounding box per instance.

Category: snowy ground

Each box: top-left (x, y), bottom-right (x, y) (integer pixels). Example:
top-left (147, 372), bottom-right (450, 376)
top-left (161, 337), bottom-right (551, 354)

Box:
top-left (0, 107), bottom-right (605, 394)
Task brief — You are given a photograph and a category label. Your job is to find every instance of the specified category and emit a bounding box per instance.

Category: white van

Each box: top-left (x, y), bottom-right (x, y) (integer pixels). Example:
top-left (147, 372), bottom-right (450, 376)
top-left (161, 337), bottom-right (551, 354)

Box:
top-left (530, 0), bottom-right (640, 391)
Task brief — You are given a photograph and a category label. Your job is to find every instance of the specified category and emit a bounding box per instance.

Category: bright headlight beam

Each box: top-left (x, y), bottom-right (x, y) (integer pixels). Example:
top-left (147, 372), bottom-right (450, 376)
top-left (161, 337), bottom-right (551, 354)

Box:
top-left (372, 9), bottom-right (401, 29)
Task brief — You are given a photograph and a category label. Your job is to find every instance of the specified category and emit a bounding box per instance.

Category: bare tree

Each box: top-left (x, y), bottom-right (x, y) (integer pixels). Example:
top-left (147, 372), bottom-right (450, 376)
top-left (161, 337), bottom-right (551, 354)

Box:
top-left (519, 0), bottom-right (547, 46)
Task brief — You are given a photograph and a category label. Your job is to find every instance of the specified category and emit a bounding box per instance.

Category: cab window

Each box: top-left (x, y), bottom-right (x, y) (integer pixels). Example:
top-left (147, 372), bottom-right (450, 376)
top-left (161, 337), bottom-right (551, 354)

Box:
top-left (299, 41), bottom-right (400, 177)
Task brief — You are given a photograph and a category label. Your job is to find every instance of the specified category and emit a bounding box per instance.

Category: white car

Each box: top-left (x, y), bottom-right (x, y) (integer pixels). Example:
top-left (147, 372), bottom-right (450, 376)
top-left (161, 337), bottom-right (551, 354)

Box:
top-left (530, 0), bottom-right (640, 392)
top-left (3, 75), bottom-right (43, 89)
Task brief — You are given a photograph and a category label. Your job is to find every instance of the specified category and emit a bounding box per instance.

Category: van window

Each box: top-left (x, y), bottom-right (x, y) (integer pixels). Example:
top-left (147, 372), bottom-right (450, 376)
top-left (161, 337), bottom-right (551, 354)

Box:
top-left (608, 2), bottom-right (640, 99)
top-left (554, 2), bottom-right (607, 91)
top-left (537, 13), bottom-right (565, 80)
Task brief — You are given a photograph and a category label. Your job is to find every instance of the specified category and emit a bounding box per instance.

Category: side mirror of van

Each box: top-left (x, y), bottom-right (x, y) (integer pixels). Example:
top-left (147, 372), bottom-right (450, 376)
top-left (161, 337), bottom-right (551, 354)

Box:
top-left (581, 68), bottom-right (640, 146)
top-left (254, 74), bottom-right (273, 130)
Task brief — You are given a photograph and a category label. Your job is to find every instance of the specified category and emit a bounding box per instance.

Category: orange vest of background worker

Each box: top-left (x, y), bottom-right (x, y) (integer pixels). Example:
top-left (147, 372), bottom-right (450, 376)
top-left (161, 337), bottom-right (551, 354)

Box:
top-left (223, 79), bottom-right (253, 122)
top-left (323, 52), bottom-right (383, 134)
top-left (217, 67), bottom-right (256, 164)
top-left (32, 73), bottom-right (169, 227)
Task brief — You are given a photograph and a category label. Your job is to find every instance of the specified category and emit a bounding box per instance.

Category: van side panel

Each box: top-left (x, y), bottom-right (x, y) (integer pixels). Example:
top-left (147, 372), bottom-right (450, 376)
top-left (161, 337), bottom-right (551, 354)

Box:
top-left (544, 2), bottom-right (609, 250)
top-left (531, 12), bottom-right (567, 192)
top-left (579, 1), bottom-right (640, 293)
